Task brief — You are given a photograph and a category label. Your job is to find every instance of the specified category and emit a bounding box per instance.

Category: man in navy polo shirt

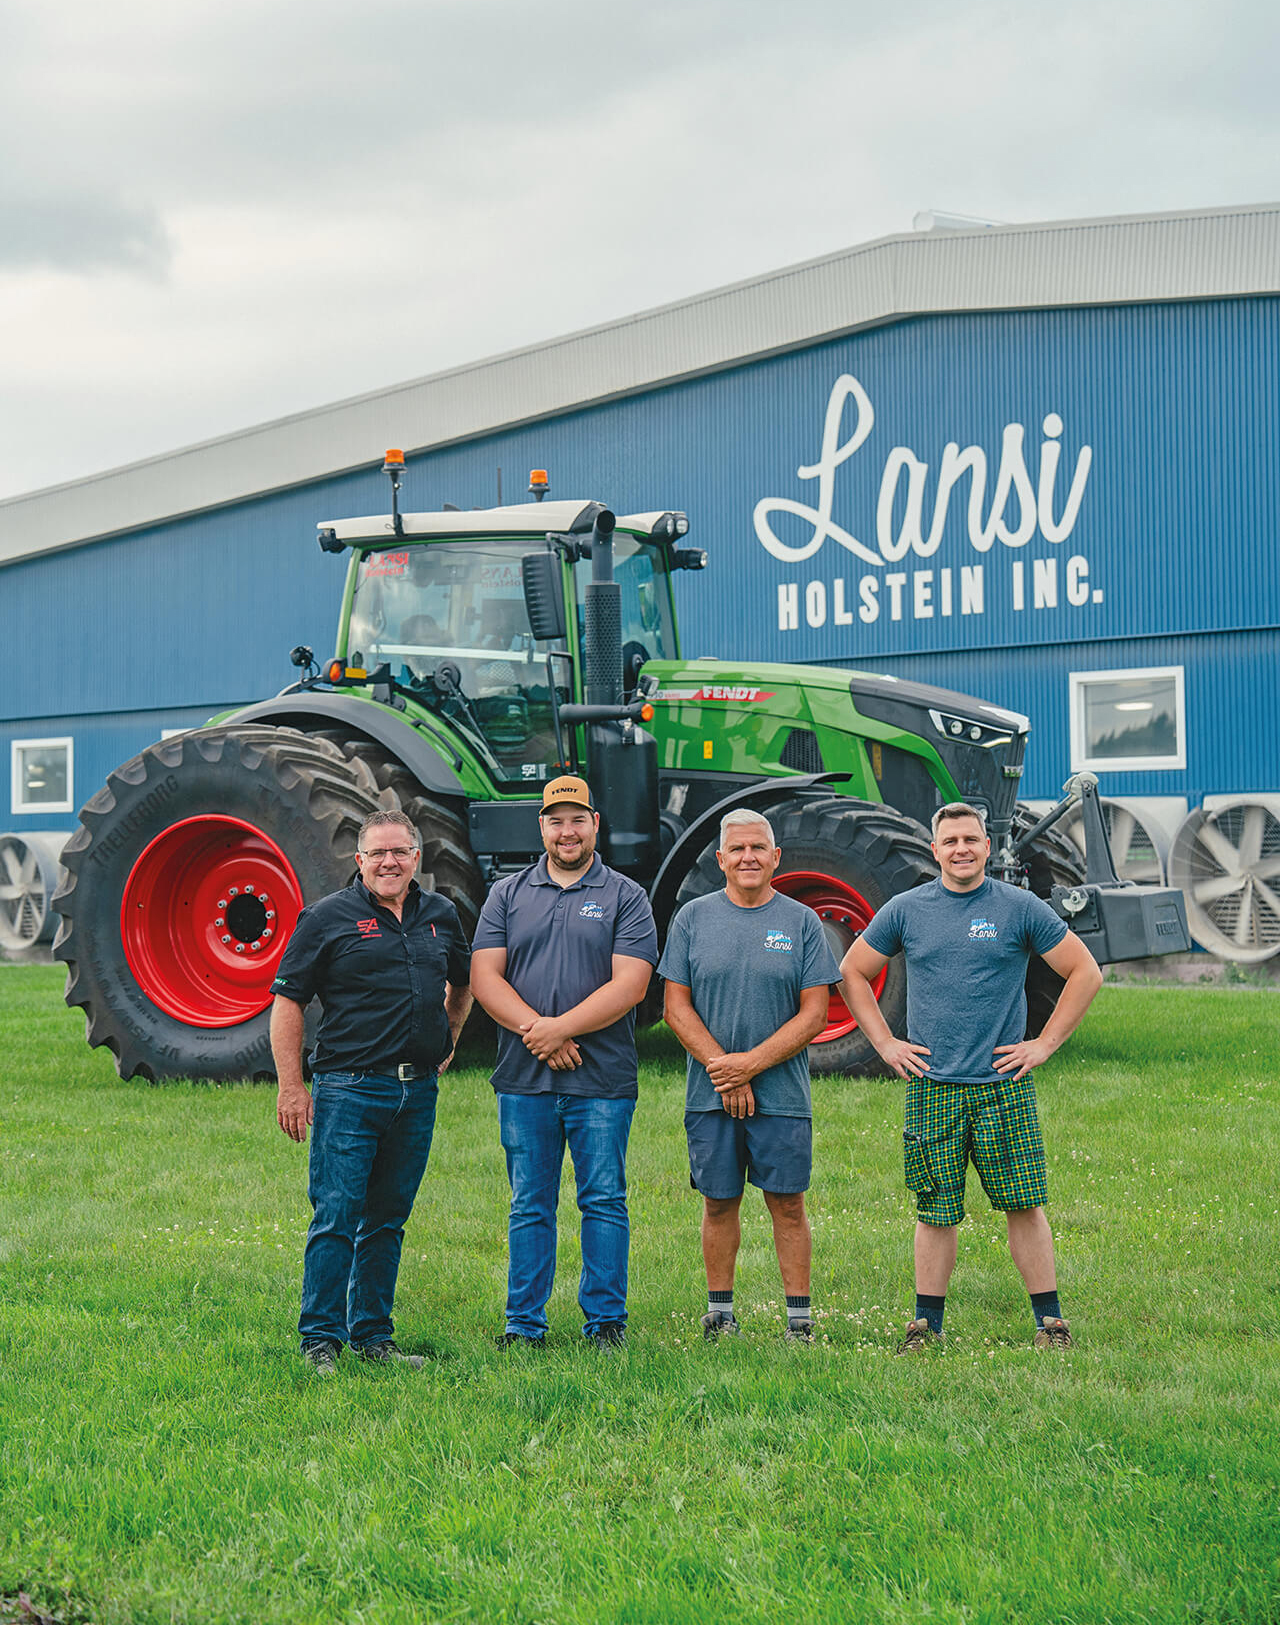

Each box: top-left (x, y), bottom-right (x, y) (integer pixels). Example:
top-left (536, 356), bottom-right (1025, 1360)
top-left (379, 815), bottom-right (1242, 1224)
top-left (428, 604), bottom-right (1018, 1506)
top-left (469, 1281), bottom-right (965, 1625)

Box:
top-left (470, 776), bottom-right (658, 1349)
top-left (271, 809), bottom-right (473, 1377)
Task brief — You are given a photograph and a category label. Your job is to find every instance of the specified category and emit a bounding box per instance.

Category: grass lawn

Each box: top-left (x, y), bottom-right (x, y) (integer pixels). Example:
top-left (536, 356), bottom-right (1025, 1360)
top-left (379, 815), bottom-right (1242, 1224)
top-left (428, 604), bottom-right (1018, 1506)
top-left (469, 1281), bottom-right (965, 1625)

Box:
top-left (1, 966), bottom-right (1277, 1624)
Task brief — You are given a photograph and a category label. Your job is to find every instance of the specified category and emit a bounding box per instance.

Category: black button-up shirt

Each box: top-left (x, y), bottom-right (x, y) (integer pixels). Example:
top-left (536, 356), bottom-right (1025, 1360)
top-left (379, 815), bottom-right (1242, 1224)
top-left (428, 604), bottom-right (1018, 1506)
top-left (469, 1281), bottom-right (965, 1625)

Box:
top-left (271, 877), bottom-right (470, 1075)
top-left (471, 854), bottom-right (658, 1099)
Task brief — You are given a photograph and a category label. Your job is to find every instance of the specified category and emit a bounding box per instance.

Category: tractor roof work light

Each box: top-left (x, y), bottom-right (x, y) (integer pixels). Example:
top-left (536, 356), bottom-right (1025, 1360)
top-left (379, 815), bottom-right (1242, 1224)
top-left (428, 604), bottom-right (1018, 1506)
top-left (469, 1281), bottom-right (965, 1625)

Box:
top-left (382, 448), bottom-right (406, 536)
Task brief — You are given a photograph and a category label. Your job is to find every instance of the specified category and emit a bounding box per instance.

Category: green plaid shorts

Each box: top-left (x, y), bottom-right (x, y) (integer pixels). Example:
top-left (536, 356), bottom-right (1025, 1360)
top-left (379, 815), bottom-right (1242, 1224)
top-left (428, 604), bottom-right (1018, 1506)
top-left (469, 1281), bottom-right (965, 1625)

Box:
top-left (902, 1075), bottom-right (1047, 1227)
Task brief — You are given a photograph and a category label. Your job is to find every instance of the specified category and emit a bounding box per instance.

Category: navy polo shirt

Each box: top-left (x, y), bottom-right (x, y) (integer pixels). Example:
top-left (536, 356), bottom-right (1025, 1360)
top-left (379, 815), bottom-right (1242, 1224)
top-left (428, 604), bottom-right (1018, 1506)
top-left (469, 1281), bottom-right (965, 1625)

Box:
top-left (271, 876), bottom-right (470, 1075)
top-left (471, 854), bottom-right (658, 1098)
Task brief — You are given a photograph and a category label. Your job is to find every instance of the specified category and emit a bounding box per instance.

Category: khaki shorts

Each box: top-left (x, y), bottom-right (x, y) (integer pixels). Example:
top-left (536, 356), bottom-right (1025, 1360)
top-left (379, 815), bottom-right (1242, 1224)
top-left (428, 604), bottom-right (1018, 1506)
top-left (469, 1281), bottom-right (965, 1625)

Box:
top-left (903, 1075), bottom-right (1048, 1227)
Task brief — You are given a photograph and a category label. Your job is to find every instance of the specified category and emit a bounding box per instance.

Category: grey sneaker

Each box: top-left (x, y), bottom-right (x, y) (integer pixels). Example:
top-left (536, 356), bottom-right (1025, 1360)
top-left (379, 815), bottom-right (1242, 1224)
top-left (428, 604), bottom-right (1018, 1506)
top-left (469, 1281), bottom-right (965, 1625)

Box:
top-left (301, 1341), bottom-right (340, 1377)
top-left (585, 1322), bottom-right (627, 1351)
top-left (1033, 1316), bottom-right (1074, 1350)
top-left (355, 1341), bottom-right (425, 1369)
top-left (701, 1310), bottom-right (742, 1340)
top-left (784, 1319), bottom-right (815, 1344)
top-left (895, 1318), bottom-right (943, 1355)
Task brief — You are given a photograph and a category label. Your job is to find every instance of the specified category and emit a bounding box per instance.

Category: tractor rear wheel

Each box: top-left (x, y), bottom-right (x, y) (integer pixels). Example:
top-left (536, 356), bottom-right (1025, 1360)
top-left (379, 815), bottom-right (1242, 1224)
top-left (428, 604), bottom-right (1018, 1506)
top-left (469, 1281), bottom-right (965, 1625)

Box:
top-left (672, 796), bottom-right (937, 1077)
top-left (53, 727), bottom-right (392, 1081)
top-left (1012, 804), bottom-right (1088, 1038)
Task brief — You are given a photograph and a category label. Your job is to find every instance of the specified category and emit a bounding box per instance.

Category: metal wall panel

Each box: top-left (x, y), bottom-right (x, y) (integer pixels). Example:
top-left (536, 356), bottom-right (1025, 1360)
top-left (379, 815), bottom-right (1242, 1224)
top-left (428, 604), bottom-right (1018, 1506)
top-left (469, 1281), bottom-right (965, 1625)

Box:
top-left (2, 204), bottom-right (1277, 568)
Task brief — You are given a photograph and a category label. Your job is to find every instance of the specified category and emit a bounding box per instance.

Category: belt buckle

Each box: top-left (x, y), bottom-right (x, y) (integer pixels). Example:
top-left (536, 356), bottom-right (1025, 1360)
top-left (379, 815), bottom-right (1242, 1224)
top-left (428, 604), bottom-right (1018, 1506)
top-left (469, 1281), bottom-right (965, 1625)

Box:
top-left (397, 1063), bottom-right (414, 1082)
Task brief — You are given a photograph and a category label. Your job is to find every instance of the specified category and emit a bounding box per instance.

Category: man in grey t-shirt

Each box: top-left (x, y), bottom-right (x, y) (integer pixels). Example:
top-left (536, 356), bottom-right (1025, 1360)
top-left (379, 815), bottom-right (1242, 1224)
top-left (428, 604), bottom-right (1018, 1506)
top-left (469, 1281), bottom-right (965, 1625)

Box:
top-left (840, 802), bottom-right (1103, 1355)
top-left (660, 809), bottom-right (838, 1343)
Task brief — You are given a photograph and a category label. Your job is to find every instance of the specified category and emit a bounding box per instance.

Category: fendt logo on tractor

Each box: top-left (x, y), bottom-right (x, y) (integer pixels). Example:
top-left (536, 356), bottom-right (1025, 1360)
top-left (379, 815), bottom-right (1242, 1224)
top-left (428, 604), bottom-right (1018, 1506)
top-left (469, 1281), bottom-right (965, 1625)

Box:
top-left (54, 455), bottom-right (1189, 1082)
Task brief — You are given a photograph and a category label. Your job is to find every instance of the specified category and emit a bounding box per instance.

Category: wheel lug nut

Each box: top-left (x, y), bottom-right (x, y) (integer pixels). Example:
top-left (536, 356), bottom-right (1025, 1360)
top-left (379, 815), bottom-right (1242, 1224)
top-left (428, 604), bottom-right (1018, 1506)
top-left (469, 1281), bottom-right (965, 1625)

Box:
top-left (250, 942), bottom-right (261, 952)
top-left (217, 899), bottom-right (227, 910)
top-left (260, 894), bottom-right (269, 904)
top-left (234, 943), bottom-right (245, 953)
top-left (262, 927), bottom-right (273, 939)
top-left (215, 917), bottom-right (225, 927)
top-left (228, 887), bottom-right (239, 897)
top-left (265, 910), bottom-right (275, 921)
top-left (245, 883), bottom-right (255, 893)
top-left (221, 935), bottom-right (231, 944)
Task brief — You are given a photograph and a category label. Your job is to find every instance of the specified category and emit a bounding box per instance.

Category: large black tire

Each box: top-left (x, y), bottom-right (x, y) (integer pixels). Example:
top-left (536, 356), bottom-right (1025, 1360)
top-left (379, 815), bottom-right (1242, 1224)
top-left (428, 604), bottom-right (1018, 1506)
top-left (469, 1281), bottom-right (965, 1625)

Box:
top-left (1011, 803), bottom-right (1088, 1038)
top-left (306, 730), bottom-right (484, 936)
top-left (671, 795), bottom-right (937, 1077)
top-left (53, 727), bottom-right (392, 1082)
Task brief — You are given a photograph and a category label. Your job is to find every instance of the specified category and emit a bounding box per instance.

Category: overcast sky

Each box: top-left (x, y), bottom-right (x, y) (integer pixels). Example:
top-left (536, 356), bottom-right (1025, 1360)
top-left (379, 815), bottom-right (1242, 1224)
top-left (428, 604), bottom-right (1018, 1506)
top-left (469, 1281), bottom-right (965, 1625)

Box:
top-left (0, 0), bottom-right (1275, 500)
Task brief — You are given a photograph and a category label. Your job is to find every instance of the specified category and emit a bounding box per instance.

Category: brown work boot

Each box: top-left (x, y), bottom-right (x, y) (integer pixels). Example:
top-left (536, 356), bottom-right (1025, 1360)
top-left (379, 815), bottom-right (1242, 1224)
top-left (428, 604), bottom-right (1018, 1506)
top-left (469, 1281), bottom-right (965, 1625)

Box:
top-left (1033, 1316), bottom-right (1074, 1350)
top-left (895, 1318), bottom-right (943, 1355)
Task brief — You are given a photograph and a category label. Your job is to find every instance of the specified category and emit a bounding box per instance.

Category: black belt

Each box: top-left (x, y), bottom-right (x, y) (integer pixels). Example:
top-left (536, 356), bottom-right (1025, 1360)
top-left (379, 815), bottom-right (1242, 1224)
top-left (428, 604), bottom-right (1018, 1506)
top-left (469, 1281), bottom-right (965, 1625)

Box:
top-left (396, 1062), bottom-right (432, 1082)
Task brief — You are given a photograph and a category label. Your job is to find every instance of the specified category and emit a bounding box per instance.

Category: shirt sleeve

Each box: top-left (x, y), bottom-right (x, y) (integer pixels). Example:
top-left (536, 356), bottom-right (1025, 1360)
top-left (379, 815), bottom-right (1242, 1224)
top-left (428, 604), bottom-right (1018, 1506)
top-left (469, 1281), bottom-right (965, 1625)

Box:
top-left (859, 896), bottom-right (904, 959)
top-left (612, 880), bottom-right (659, 965)
top-left (656, 903), bottom-right (692, 985)
top-left (1021, 892), bottom-right (1070, 955)
top-left (800, 908), bottom-right (841, 987)
top-left (269, 904), bottom-right (328, 1005)
top-left (441, 900), bottom-right (472, 984)
top-left (470, 878), bottom-right (510, 952)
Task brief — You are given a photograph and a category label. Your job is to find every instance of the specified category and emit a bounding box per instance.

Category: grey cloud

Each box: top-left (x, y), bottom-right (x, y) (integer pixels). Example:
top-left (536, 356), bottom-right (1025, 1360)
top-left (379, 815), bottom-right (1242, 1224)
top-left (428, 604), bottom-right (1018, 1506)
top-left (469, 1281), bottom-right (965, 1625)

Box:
top-left (0, 193), bottom-right (171, 275)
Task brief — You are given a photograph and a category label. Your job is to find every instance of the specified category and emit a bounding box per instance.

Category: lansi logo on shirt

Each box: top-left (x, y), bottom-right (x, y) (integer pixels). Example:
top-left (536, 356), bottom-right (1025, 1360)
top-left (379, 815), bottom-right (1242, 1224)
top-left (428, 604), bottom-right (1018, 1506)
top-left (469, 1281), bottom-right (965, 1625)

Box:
top-left (356, 918), bottom-right (381, 938)
top-left (968, 917), bottom-right (998, 941)
top-left (764, 930), bottom-right (794, 953)
top-left (579, 902), bottom-right (604, 920)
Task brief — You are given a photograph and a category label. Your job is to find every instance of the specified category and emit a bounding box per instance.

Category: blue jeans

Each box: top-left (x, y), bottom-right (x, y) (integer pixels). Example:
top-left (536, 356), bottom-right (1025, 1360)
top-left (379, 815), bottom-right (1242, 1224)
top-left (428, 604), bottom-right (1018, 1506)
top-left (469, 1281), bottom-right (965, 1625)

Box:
top-left (498, 1092), bottom-right (635, 1338)
top-left (298, 1070), bottom-right (438, 1350)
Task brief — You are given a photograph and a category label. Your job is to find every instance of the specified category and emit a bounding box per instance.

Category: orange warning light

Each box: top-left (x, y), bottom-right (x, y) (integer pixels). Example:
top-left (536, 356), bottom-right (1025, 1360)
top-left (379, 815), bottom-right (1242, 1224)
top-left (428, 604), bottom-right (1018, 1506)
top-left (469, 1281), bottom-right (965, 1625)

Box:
top-left (528, 469), bottom-right (548, 488)
top-left (327, 659), bottom-right (344, 683)
top-left (383, 448), bottom-right (405, 471)
top-left (640, 703), bottom-right (655, 722)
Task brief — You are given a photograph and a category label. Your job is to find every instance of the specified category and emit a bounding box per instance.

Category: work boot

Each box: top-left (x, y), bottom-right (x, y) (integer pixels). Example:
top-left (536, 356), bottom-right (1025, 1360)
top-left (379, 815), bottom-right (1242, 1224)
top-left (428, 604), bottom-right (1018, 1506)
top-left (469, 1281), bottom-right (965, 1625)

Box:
top-left (895, 1318), bottom-right (944, 1355)
top-left (355, 1341), bottom-right (425, 1369)
top-left (301, 1341), bottom-right (341, 1377)
top-left (784, 1319), bottom-right (815, 1344)
top-left (701, 1310), bottom-right (742, 1341)
top-left (1033, 1316), bottom-right (1074, 1350)
top-left (495, 1331), bottom-right (545, 1349)
top-left (585, 1322), bottom-right (627, 1351)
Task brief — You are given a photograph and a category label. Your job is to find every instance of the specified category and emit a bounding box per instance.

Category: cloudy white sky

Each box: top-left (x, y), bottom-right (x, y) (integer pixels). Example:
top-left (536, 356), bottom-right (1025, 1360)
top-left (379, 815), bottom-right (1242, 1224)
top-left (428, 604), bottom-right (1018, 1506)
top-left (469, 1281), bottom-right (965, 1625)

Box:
top-left (0, 0), bottom-right (1275, 500)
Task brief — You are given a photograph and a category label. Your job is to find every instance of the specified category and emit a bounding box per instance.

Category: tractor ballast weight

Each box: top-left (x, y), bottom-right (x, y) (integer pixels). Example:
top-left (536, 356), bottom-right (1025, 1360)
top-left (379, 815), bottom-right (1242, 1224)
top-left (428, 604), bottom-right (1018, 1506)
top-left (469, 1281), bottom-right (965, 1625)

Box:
top-left (53, 466), bottom-right (1191, 1082)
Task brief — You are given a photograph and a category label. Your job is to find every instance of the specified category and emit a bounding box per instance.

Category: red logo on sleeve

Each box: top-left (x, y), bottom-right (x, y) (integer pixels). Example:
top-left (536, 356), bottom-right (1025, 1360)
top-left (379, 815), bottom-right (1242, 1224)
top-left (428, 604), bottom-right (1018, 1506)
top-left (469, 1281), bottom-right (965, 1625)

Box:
top-left (356, 918), bottom-right (381, 937)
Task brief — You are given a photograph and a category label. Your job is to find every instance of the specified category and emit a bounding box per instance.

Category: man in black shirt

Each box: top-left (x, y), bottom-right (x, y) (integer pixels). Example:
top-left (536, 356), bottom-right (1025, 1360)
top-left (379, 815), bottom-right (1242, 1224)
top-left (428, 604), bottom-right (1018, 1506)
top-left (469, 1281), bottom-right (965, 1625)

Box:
top-left (271, 809), bottom-right (472, 1376)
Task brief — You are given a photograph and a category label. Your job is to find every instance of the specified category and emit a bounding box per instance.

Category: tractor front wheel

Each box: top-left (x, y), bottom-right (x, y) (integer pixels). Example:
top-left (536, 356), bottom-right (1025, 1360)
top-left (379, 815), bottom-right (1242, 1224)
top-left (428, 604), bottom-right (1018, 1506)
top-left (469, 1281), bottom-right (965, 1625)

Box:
top-left (672, 796), bottom-right (937, 1077)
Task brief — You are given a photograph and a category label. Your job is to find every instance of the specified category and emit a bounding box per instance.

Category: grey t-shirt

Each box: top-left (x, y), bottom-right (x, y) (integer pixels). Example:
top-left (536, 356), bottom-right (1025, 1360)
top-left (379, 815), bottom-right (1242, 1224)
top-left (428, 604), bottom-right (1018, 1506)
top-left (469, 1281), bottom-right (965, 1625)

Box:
top-left (658, 890), bottom-right (840, 1117)
top-left (860, 877), bottom-right (1069, 1084)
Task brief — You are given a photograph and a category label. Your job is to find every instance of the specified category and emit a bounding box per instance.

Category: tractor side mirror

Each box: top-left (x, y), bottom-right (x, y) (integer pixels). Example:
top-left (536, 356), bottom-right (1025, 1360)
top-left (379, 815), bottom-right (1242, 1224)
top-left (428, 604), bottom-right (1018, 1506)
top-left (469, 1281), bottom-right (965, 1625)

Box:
top-left (521, 552), bottom-right (567, 642)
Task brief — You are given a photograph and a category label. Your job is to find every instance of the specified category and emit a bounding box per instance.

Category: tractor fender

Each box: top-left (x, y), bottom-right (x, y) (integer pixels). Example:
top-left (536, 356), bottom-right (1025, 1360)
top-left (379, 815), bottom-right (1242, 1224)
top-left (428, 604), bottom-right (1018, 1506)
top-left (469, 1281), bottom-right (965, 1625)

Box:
top-left (224, 693), bottom-right (467, 800)
top-left (648, 772), bottom-right (845, 937)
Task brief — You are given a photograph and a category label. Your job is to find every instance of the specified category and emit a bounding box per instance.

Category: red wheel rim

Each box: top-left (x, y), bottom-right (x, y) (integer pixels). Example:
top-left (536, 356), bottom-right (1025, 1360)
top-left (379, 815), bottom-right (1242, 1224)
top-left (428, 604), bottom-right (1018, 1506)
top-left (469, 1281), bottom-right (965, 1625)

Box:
top-left (121, 816), bottom-right (304, 1027)
top-left (772, 869), bottom-right (886, 1044)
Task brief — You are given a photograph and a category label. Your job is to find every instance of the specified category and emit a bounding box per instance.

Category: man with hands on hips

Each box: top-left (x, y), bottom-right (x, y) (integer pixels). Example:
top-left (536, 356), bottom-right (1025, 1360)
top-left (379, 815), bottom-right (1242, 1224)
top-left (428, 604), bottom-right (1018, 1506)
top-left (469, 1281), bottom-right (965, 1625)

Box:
top-left (661, 810), bottom-right (838, 1343)
top-left (469, 777), bottom-right (657, 1350)
top-left (838, 801), bottom-right (1102, 1355)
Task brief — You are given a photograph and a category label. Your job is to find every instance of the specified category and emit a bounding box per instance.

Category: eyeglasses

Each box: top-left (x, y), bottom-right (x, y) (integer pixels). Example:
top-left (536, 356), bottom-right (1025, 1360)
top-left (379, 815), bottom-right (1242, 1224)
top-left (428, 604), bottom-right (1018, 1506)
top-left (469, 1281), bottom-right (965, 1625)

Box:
top-left (360, 847), bottom-right (418, 862)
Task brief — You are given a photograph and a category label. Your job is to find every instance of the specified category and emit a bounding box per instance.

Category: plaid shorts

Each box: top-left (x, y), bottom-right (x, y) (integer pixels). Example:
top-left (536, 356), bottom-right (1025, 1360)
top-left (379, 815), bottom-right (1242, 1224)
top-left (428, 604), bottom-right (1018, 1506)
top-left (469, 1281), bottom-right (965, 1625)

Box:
top-left (902, 1075), bottom-right (1047, 1227)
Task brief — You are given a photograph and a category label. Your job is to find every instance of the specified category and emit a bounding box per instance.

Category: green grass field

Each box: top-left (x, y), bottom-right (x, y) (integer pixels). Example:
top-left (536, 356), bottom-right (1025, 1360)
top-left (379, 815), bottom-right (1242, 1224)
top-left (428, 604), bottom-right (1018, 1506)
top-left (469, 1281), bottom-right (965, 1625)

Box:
top-left (1, 966), bottom-right (1277, 1625)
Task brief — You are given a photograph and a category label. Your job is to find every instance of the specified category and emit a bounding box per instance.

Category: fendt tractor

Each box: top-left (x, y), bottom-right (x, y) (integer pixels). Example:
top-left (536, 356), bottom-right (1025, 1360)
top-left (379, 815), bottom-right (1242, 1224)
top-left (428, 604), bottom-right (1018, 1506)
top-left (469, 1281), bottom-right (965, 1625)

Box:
top-left (54, 457), bottom-right (1190, 1081)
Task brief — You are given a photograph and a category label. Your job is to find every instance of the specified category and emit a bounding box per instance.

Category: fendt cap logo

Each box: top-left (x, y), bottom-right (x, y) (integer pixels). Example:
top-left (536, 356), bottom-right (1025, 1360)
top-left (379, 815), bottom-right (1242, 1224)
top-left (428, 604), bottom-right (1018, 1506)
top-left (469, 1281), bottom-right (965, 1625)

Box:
top-left (753, 374), bottom-right (1099, 632)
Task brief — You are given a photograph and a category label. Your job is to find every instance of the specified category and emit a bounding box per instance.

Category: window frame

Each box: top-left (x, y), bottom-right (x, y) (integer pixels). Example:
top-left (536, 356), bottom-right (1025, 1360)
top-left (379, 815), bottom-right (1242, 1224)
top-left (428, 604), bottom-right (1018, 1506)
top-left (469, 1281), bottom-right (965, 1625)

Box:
top-left (10, 735), bottom-right (75, 815)
top-left (1068, 665), bottom-right (1186, 774)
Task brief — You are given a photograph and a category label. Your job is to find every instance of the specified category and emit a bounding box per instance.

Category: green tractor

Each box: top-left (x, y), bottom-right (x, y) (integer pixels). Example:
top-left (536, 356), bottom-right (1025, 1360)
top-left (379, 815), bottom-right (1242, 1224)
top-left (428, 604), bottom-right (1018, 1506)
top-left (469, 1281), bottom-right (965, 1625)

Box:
top-left (54, 460), bottom-right (1190, 1081)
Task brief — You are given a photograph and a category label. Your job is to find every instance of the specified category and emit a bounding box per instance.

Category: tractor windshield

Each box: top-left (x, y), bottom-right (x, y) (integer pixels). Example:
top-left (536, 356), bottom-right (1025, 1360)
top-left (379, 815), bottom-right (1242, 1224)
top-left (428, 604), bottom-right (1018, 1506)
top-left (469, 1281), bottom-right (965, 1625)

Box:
top-left (575, 533), bottom-right (676, 678)
top-left (346, 541), bottom-right (561, 784)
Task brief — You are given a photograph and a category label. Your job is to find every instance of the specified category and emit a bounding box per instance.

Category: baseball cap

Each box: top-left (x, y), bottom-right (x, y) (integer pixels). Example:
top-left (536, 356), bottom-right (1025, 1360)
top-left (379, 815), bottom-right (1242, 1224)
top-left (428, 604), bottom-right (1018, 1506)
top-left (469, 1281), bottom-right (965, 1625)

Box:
top-left (540, 775), bottom-right (595, 813)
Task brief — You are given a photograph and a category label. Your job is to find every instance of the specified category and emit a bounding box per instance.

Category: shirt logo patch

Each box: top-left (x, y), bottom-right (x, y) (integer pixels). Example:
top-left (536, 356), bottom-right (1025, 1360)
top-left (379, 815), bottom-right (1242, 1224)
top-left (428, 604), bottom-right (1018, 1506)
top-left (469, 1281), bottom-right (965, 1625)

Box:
top-left (969, 917), bottom-right (998, 941)
top-left (357, 918), bottom-right (382, 938)
top-left (764, 931), bottom-right (794, 953)
top-left (579, 902), bottom-right (605, 920)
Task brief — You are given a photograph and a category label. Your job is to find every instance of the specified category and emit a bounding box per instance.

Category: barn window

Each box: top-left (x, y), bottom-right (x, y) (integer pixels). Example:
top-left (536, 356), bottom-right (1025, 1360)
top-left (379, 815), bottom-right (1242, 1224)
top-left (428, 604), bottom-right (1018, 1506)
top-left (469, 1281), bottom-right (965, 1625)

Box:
top-left (11, 737), bottom-right (74, 814)
top-left (1068, 668), bottom-right (1185, 773)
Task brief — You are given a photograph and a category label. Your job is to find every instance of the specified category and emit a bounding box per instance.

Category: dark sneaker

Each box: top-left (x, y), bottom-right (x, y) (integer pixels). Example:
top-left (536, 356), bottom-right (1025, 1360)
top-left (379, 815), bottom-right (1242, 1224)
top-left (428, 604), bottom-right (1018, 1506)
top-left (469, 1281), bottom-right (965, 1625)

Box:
top-left (495, 1331), bottom-right (545, 1349)
top-left (585, 1322), bottom-right (627, 1350)
top-left (784, 1319), bottom-right (815, 1344)
top-left (355, 1341), bottom-right (425, 1369)
top-left (1033, 1316), bottom-right (1074, 1350)
top-left (701, 1310), bottom-right (742, 1341)
top-left (301, 1341), bottom-right (340, 1377)
top-left (895, 1318), bottom-right (943, 1355)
